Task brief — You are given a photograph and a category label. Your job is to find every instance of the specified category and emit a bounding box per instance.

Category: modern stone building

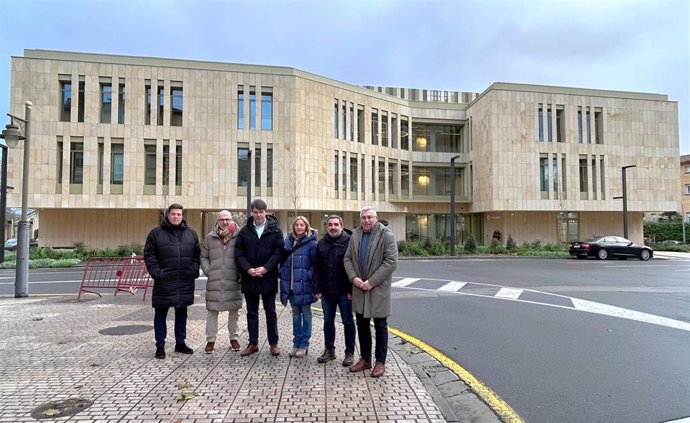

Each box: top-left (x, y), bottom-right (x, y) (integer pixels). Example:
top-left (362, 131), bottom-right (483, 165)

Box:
top-left (4, 49), bottom-right (681, 249)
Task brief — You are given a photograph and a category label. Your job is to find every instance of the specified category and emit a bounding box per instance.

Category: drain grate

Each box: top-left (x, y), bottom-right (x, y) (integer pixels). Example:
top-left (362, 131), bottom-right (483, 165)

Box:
top-left (99, 324), bottom-right (152, 336)
top-left (31, 398), bottom-right (93, 419)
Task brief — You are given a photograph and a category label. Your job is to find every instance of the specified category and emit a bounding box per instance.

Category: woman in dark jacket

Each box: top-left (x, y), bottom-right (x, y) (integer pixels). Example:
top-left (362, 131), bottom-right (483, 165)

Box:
top-left (144, 204), bottom-right (201, 359)
top-left (279, 216), bottom-right (318, 358)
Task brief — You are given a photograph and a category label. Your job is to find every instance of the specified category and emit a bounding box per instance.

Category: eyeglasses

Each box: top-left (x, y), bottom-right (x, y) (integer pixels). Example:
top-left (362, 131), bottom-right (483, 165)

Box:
top-left (361, 215), bottom-right (377, 220)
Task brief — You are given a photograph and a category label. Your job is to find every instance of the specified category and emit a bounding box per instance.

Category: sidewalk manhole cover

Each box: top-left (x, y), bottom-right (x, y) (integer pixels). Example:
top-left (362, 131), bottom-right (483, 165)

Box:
top-left (31, 398), bottom-right (93, 419)
top-left (99, 324), bottom-right (152, 336)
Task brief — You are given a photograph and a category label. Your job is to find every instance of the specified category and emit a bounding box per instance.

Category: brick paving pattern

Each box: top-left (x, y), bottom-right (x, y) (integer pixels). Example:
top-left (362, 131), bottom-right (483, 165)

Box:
top-left (0, 294), bottom-right (446, 422)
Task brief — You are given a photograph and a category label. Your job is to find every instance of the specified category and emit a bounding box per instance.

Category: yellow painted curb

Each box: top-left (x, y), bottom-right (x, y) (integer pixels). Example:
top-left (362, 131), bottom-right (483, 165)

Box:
top-left (389, 327), bottom-right (525, 423)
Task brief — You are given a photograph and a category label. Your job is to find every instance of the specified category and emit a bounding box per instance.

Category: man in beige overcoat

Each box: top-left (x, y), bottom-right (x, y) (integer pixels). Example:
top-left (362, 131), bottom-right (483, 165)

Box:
top-left (343, 205), bottom-right (398, 377)
top-left (201, 210), bottom-right (243, 354)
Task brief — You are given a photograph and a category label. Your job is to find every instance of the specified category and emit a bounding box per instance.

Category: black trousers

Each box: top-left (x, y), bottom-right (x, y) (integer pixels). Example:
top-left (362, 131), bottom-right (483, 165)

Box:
top-left (355, 313), bottom-right (388, 363)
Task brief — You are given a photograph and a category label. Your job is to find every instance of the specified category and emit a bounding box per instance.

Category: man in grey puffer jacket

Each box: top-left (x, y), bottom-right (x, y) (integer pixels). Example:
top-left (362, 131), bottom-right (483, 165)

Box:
top-left (201, 210), bottom-right (243, 354)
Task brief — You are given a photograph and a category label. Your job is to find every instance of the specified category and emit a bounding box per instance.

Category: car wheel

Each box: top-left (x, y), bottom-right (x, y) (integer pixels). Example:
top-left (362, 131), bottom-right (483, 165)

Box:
top-left (639, 249), bottom-right (651, 261)
top-left (597, 249), bottom-right (608, 260)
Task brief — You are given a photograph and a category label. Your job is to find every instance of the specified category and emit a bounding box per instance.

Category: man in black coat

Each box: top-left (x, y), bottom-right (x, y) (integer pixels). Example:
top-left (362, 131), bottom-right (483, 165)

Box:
top-left (235, 198), bottom-right (284, 356)
top-left (144, 203), bottom-right (201, 359)
top-left (315, 214), bottom-right (356, 366)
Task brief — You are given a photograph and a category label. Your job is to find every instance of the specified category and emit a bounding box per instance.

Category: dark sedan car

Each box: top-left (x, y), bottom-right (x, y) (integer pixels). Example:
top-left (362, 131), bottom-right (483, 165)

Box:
top-left (569, 236), bottom-right (653, 261)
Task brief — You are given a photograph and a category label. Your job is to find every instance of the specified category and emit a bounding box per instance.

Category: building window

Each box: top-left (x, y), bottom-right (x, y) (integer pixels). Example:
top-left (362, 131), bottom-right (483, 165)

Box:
top-left (553, 156), bottom-right (559, 198)
top-left (56, 138), bottom-right (64, 192)
top-left (342, 155), bottom-right (348, 193)
top-left (238, 146), bottom-right (249, 187)
top-left (145, 82), bottom-right (152, 125)
top-left (388, 160), bottom-right (397, 195)
top-left (685, 184), bottom-right (690, 195)
top-left (684, 165), bottom-right (690, 174)
top-left (378, 158), bottom-right (385, 194)
top-left (371, 109), bottom-right (379, 145)
top-left (391, 113), bottom-right (398, 149)
top-left (175, 142), bottom-right (182, 194)
top-left (261, 88), bottom-right (272, 130)
top-left (162, 143), bottom-right (170, 192)
top-left (412, 123), bottom-right (463, 152)
top-left (254, 146), bottom-right (262, 191)
top-left (599, 156), bottom-right (606, 200)
top-left (238, 86), bottom-right (245, 129)
top-left (97, 140), bottom-right (104, 186)
top-left (157, 83), bottom-right (164, 126)
top-left (556, 106), bottom-right (564, 142)
top-left (266, 145), bottom-right (273, 189)
top-left (547, 106), bottom-right (553, 142)
top-left (401, 116), bottom-right (409, 150)
top-left (350, 104), bottom-right (354, 142)
top-left (591, 157), bottom-right (597, 200)
top-left (70, 141), bottom-right (84, 184)
top-left (586, 108), bottom-right (591, 144)
top-left (357, 105), bottom-right (364, 143)
top-left (579, 155), bottom-right (588, 199)
top-left (350, 155), bottom-right (358, 195)
top-left (538, 104), bottom-right (544, 142)
top-left (540, 155), bottom-right (549, 198)
top-left (342, 102), bottom-right (347, 140)
top-left (100, 80), bottom-right (112, 124)
top-left (334, 153), bottom-right (339, 191)
top-left (360, 156), bottom-right (365, 193)
top-left (594, 108), bottom-right (603, 144)
top-left (561, 155), bottom-right (567, 199)
top-left (59, 77), bottom-right (71, 122)
top-left (249, 86), bottom-right (256, 130)
top-left (170, 84), bottom-right (183, 126)
top-left (334, 100), bottom-right (339, 139)
top-left (381, 111), bottom-right (389, 147)
top-left (77, 77), bottom-right (85, 123)
top-left (401, 161), bottom-right (410, 196)
top-left (110, 142), bottom-right (124, 185)
top-left (117, 80), bottom-right (125, 124)
top-left (371, 158), bottom-right (375, 194)
top-left (577, 107), bottom-right (583, 143)
top-left (144, 142), bottom-right (157, 187)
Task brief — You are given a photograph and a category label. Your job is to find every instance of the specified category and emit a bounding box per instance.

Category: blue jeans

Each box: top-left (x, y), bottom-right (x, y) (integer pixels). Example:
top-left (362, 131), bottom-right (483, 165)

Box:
top-left (289, 293), bottom-right (313, 349)
top-left (356, 313), bottom-right (388, 364)
top-left (154, 306), bottom-right (188, 348)
top-left (321, 293), bottom-right (355, 354)
top-left (245, 291), bottom-right (279, 346)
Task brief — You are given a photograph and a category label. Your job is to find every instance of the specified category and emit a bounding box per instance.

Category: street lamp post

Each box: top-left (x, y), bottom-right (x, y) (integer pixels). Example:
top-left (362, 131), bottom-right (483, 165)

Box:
top-left (0, 101), bottom-right (32, 297)
top-left (621, 165), bottom-right (636, 239)
top-left (449, 155), bottom-right (461, 256)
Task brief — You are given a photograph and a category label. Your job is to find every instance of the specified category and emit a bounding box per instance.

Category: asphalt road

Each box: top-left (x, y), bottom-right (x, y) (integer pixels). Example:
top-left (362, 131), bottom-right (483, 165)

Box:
top-left (389, 256), bottom-right (690, 423)
top-left (1, 257), bottom-right (689, 423)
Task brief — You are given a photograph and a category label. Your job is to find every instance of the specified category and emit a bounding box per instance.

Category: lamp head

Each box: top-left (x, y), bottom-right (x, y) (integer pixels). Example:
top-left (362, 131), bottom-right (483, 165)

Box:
top-left (0, 123), bottom-right (25, 148)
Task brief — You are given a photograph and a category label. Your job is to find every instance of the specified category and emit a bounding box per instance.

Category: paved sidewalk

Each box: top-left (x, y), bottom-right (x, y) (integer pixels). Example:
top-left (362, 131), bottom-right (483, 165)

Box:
top-left (0, 293), bottom-right (502, 423)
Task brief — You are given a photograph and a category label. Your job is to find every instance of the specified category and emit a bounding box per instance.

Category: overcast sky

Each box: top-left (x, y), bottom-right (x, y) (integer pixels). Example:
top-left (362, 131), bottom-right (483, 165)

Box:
top-left (1, 0), bottom-right (688, 154)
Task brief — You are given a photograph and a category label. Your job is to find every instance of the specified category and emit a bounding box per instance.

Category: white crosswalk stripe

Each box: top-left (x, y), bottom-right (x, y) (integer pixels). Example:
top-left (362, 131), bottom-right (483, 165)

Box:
top-left (392, 278), bottom-right (420, 287)
top-left (438, 281), bottom-right (467, 292)
top-left (495, 287), bottom-right (523, 299)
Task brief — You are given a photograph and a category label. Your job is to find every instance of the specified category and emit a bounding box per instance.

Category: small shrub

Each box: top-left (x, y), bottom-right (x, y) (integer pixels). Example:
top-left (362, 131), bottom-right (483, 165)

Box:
top-left (51, 259), bottom-right (82, 267)
top-left (29, 259), bottom-right (55, 269)
top-left (426, 239), bottom-right (449, 256)
top-left (506, 234), bottom-right (517, 251)
top-left (115, 243), bottom-right (144, 256)
top-left (464, 235), bottom-right (477, 253)
top-left (400, 241), bottom-right (429, 257)
top-left (492, 230), bottom-right (502, 242)
top-left (487, 238), bottom-right (508, 254)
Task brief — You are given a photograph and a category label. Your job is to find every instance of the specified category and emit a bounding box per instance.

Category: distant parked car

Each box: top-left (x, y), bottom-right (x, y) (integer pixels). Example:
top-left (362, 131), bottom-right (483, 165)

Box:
top-left (4, 238), bottom-right (38, 251)
top-left (569, 236), bottom-right (653, 261)
top-left (659, 240), bottom-right (682, 246)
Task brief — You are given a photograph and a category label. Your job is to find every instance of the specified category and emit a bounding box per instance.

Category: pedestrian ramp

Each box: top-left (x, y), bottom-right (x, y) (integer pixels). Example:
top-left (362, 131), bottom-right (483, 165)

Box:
top-left (77, 256), bottom-right (153, 302)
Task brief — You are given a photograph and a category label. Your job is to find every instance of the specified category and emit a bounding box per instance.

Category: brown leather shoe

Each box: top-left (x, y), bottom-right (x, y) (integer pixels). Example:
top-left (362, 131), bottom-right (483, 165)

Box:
top-left (349, 358), bottom-right (371, 372)
top-left (230, 340), bottom-right (241, 351)
top-left (240, 343), bottom-right (258, 357)
top-left (270, 344), bottom-right (281, 356)
top-left (371, 361), bottom-right (385, 378)
top-left (204, 342), bottom-right (215, 354)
